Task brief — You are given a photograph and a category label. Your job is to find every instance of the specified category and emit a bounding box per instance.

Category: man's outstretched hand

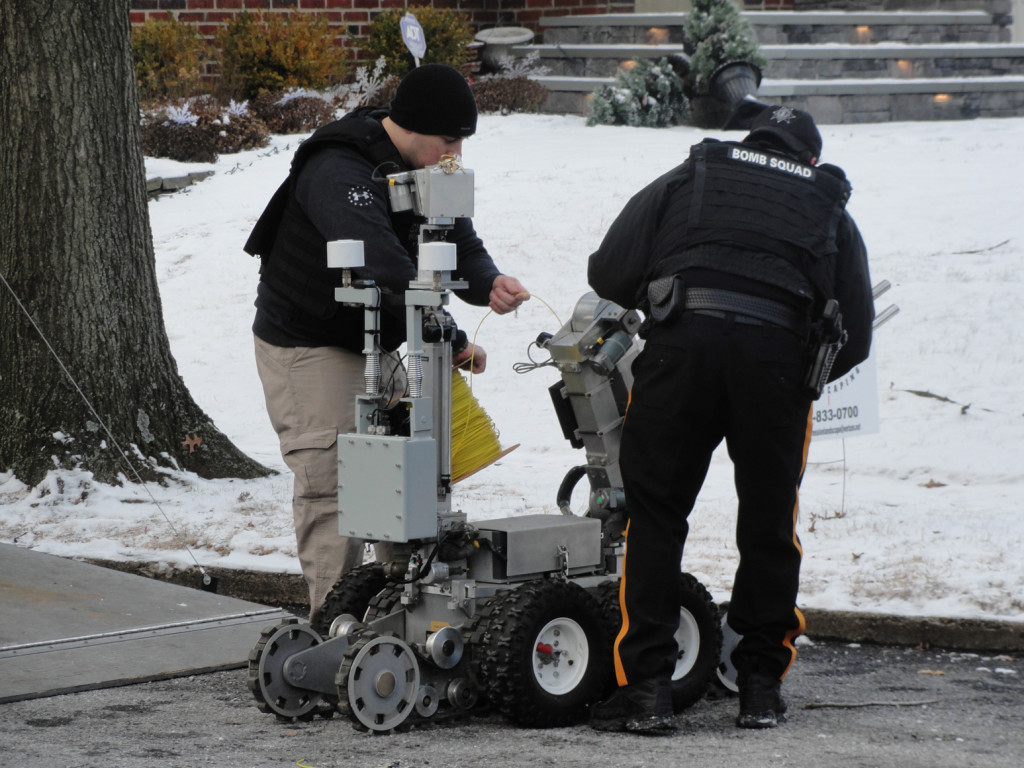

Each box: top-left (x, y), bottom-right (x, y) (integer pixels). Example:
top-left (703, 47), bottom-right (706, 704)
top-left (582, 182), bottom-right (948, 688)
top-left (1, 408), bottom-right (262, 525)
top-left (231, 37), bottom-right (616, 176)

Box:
top-left (489, 275), bottom-right (530, 315)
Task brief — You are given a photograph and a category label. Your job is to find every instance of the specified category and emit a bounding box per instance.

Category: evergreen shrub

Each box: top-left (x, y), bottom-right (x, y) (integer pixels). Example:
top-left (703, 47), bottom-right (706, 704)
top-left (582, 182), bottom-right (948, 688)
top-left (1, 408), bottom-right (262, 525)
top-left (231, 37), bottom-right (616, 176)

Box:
top-left (587, 58), bottom-right (689, 128)
top-left (684, 0), bottom-right (766, 97)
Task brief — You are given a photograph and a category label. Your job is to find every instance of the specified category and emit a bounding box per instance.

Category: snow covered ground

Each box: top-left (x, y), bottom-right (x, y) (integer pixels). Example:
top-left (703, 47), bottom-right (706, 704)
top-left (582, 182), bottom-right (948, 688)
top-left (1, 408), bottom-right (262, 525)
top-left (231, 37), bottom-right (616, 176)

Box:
top-left (2, 113), bottom-right (1022, 624)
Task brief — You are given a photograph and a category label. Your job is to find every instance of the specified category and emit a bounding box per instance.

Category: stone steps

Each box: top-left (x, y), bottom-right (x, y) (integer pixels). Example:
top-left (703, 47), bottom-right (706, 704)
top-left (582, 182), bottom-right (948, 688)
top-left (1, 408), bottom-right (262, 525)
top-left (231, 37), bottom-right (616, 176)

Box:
top-left (761, 75), bottom-right (1024, 122)
top-left (526, 9), bottom-right (1024, 122)
top-left (744, 9), bottom-right (1005, 44)
top-left (761, 42), bottom-right (1024, 79)
top-left (524, 41), bottom-right (1024, 79)
top-left (538, 10), bottom-right (1004, 45)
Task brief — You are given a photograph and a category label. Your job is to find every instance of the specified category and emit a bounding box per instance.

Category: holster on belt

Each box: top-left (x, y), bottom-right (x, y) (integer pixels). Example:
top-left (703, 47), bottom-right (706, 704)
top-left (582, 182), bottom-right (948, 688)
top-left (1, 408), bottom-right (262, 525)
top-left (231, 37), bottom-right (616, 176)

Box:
top-left (802, 298), bottom-right (847, 400)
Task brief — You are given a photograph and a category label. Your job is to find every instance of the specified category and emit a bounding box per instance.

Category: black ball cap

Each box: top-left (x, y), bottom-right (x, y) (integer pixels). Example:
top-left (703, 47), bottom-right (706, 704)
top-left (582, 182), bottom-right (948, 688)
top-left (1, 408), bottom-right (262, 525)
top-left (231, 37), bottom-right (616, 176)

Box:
top-left (746, 105), bottom-right (823, 160)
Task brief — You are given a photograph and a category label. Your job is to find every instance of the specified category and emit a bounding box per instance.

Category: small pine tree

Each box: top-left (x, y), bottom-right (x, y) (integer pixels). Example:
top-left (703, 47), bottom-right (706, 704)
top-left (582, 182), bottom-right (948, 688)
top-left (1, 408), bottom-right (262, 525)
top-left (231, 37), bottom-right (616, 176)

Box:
top-left (587, 58), bottom-right (689, 128)
top-left (684, 0), bottom-right (766, 97)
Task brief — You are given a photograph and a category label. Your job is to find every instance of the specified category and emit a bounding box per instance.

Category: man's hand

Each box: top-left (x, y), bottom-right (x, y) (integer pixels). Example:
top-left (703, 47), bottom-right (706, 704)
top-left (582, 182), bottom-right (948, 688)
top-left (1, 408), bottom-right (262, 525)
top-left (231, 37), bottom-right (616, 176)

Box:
top-left (489, 275), bottom-right (530, 315)
top-left (453, 343), bottom-right (486, 373)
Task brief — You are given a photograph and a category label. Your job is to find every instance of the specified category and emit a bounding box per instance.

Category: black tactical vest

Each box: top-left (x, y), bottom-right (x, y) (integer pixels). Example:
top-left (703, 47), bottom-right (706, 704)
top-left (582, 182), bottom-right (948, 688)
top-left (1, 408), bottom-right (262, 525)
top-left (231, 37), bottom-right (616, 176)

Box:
top-left (660, 139), bottom-right (852, 302)
top-left (245, 108), bottom-right (416, 319)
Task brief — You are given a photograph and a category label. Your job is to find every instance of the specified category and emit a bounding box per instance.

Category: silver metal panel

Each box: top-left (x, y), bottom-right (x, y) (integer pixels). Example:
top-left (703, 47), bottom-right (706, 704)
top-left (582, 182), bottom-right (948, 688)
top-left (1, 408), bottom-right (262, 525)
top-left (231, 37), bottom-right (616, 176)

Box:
top-left (414, 167), bottom-right (474, 218)
top-left (337, 434), bottom-right (437, 542)
top-left (0, 544), bottom-right (290, 703)
top-left (478, 515), bottom-right (602, 577)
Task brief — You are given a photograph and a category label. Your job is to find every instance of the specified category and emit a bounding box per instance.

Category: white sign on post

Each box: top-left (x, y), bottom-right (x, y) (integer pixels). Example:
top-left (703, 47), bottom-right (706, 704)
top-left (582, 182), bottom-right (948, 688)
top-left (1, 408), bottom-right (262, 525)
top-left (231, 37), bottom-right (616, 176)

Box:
top-left (400, 13), bottom-right (427, 65)
top-left (810, 352), bottom-right (879, 441)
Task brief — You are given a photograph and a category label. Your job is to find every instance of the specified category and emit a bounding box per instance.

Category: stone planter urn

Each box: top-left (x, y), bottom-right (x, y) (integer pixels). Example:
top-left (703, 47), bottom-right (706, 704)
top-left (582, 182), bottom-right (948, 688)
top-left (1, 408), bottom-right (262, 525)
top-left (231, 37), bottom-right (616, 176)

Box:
top-left (691, 60), bottom-right (764, 129)
top-left (474, 26), bottom-right (535, 70)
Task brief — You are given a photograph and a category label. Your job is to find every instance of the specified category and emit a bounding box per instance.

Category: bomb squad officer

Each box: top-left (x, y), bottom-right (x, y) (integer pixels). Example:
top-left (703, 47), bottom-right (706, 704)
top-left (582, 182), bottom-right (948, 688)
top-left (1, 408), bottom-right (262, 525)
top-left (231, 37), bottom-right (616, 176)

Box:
top-left (244, 65), bottom-right (528, 630)
top-left (587, 105), bottom-right (873, 733)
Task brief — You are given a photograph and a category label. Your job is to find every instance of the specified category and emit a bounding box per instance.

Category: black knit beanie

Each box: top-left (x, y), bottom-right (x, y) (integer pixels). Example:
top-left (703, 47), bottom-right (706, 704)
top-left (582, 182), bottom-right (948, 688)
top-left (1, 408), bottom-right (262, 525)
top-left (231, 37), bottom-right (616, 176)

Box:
top-left (389, 64), bottom-right (478, 138)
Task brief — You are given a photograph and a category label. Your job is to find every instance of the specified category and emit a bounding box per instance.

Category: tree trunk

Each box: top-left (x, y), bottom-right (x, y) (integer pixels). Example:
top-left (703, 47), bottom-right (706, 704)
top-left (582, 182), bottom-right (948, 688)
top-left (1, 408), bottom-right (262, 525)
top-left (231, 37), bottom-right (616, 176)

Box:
top-left (0, 0), bottom-right (270, 486)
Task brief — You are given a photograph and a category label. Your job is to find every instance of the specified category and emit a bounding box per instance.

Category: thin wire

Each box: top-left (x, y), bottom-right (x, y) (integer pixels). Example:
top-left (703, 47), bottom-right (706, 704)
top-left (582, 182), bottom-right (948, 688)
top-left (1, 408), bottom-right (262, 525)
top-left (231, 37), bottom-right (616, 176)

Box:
top-left (512, 341), bottom-right (557, 374)
top-left (448, 292), bottom-right (564, 476)
top-left (0, 268), bottom-right (209, 580)
top-left (464, 291), bottom-right (563, 384)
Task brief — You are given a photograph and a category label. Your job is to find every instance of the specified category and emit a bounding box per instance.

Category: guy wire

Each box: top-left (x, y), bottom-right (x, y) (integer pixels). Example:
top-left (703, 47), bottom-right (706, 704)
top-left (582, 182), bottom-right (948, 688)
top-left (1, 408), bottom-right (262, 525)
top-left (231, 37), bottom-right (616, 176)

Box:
top-left (0, 268), bottom-right (211, 583)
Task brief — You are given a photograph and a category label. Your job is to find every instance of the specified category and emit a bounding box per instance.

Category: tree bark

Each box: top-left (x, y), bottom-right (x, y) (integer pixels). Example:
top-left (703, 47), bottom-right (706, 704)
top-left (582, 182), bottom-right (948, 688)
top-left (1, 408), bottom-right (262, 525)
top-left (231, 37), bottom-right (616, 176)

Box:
top-left (0, 0), bottom-right (270, 486)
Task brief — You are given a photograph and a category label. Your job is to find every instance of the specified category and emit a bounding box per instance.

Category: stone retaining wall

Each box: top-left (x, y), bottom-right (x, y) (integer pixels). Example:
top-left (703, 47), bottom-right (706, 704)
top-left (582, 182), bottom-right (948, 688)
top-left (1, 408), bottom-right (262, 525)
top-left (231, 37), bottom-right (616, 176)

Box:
top-left (146, 171), bottom-right (213, 198)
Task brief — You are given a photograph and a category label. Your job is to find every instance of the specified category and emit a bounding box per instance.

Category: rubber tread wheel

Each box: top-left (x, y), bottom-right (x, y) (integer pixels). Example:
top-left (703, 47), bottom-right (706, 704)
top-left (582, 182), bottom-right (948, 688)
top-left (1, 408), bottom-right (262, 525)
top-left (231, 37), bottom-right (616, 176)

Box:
top-left (475, 579), bottom-right (610, 727)
top-left (595, 573), bottom-right (722, 712)
top-left (670, 572), bottom-right (722, 711)
top-left (312, 562), bottom-right (388, 637)
top-left (363, 584), bottom-right (404, 624)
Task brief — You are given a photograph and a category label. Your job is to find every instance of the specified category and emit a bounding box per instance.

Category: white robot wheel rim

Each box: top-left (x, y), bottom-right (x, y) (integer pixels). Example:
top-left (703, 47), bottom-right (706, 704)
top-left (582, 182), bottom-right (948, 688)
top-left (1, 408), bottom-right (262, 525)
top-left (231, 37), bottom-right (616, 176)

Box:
top-left (672, 606), bottom-right (702, 682)
top-left (716, 612), bottom-right (741, 693)
top-left (344, 634), bottom-right (421, 731)
top-left (531, 616), bottom-right (590, 695)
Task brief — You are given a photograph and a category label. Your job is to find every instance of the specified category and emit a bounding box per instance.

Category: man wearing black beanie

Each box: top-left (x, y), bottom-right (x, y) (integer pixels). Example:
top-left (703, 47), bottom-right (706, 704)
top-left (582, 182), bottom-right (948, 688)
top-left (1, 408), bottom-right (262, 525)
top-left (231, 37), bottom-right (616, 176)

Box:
top-left (388, 63), bottom-right (479, 139)
top-left (245, 65), bottom-right (528, 633)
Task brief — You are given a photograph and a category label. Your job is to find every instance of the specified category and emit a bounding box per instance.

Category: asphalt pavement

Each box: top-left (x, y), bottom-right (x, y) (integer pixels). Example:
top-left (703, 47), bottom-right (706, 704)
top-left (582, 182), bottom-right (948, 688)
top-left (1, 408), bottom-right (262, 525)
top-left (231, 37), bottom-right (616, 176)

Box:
top-left (1, 636), bottom-right (1021, 768)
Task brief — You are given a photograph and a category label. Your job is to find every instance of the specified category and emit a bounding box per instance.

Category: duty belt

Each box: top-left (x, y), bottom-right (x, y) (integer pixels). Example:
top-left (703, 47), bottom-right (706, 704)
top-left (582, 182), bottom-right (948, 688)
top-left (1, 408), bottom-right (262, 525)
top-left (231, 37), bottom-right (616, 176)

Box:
top-left (685, 287), bottom-right (806, 332)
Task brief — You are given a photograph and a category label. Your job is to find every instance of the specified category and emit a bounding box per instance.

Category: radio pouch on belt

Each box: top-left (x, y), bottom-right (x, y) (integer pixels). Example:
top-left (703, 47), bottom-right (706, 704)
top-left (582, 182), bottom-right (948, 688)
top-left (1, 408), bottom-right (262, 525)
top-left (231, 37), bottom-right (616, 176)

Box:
top-left (647, 275), bottom-right (685, 325)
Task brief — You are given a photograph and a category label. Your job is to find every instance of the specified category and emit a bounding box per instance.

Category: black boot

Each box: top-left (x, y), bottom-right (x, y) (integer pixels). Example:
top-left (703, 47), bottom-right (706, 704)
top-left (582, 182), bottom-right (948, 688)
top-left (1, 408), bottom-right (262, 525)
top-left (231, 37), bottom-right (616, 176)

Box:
top-left (736, 673), bottom-right (788, 729)
top-left (590, 679), bottom-right (677, 734)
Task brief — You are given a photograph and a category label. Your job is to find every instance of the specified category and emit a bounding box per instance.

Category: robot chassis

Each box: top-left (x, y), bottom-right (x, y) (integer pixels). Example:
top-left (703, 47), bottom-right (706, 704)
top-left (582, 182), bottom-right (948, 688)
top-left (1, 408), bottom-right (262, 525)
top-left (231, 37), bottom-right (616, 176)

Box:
top-left (247, 159), bottom-right (723, 732)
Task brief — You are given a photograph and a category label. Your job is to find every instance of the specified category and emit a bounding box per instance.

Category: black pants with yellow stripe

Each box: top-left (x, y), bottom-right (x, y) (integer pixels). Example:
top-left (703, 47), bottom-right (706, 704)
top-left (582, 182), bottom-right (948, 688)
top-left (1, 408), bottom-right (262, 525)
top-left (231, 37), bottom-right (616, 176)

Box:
top-left (614, 310), bottom-right (812, 688)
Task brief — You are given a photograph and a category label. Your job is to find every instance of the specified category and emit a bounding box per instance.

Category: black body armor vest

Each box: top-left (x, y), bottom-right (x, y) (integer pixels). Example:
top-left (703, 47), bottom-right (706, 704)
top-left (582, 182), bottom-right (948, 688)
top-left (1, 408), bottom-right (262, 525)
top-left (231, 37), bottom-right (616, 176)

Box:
top-left (244, 108), bottom-right (416, 319)
top-left (659, 139), bottom-right (852, 303)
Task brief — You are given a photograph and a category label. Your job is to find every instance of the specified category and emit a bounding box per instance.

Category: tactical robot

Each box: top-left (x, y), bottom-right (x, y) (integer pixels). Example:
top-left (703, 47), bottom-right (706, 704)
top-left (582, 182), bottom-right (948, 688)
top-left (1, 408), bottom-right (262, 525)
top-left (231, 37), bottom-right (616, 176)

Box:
top-left (247, 158), bottom-right (722, 732)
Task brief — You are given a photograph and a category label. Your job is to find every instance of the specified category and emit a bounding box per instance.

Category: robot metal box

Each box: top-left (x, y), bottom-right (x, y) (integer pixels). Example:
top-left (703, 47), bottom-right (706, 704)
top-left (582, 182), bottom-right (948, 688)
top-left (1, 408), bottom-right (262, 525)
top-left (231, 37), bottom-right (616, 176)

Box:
top-left (337, 434), bottom-right (438, 542)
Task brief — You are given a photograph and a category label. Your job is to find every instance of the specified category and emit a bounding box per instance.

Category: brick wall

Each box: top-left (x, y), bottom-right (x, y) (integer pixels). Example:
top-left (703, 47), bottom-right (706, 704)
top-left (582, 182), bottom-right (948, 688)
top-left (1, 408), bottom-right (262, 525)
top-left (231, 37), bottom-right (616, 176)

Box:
top-left (790, 0), bottom-right (1009, 11)
top-left (129, 0), bottom-right (637, 71)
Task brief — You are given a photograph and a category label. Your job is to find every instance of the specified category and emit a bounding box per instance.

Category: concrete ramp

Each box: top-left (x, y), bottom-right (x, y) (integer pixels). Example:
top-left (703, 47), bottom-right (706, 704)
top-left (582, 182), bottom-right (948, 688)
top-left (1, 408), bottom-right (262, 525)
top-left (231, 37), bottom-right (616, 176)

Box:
top-left (0, 544), bottom-right (292, 703)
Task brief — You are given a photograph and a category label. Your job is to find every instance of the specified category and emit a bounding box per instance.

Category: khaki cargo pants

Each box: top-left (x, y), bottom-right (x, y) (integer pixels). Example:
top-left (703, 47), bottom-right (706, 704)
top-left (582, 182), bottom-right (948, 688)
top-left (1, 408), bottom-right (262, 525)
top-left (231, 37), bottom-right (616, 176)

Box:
top-left (254, 335), bottom-right (403, 623)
